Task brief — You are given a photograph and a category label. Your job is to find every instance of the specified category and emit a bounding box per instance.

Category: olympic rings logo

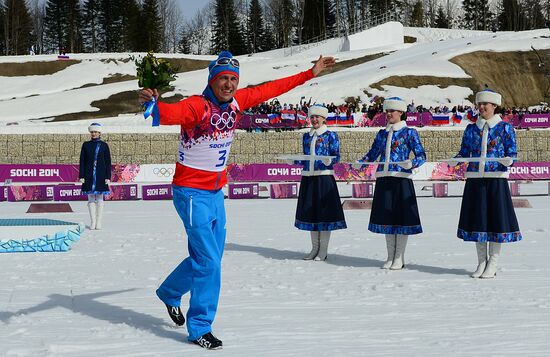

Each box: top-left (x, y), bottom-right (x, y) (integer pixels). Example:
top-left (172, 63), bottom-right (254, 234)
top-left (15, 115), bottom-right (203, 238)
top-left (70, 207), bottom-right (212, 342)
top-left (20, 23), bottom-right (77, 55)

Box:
top-left (153, 167), bottom-right (175, 177)
top-left (210, 111), bottom-right (236, 131)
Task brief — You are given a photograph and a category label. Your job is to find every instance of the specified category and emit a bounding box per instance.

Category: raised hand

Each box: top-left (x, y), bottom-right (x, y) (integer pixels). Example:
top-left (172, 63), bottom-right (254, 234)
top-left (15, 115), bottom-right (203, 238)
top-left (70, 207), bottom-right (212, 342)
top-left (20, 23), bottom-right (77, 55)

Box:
top-left (311, 55), bottom-right (336, 77)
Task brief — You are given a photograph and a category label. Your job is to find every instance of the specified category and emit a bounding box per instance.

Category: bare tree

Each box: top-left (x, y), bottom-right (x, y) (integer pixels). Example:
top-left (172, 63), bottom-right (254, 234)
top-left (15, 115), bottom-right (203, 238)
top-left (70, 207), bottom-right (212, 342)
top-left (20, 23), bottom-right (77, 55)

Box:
top-left (157, 0), bottom-right (181, 53)
top-left (184, 5), bottom-right (212, 55)
top-left (164, 1), bottom-right (182, 53)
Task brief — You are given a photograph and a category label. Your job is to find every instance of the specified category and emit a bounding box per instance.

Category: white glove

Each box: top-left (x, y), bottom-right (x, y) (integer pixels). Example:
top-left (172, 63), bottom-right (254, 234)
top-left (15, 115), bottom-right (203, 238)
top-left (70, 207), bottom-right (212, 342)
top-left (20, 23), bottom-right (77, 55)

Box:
top-left (398, 160), bottom-right (413, 170)
top-left (500, 157), bottom-right (514, 167)
top-left (321, 157), bottom-right (332, 166)
top-left (285, 160), bottom-right (294, 165)
top-left (105, 179), bottom-right (110, 184)
top-left (79, 178), bottom-right (85, 183)
top-left (447, 160), bottom-right (459, 167)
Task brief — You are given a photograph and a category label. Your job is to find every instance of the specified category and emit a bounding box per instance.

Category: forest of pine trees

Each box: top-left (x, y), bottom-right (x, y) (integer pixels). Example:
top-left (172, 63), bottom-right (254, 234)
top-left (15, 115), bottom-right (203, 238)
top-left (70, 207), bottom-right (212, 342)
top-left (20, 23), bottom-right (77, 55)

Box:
top-left (0, 0), bottom-right (549, 56)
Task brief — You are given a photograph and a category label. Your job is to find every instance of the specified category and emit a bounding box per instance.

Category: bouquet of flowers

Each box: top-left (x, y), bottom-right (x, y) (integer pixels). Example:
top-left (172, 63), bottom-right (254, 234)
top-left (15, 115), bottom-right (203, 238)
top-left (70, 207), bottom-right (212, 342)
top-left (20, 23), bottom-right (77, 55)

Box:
top-left (133, 52), bottom-right (178, 126)
top-left (134, 51), bottom-right (177, 89)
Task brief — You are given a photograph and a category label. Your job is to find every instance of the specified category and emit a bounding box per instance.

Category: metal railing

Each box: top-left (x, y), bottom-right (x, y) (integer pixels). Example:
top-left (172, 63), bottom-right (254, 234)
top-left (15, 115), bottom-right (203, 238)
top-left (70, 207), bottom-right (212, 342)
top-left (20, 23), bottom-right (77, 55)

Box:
top-left (284, 12), bottom-right (396, 56)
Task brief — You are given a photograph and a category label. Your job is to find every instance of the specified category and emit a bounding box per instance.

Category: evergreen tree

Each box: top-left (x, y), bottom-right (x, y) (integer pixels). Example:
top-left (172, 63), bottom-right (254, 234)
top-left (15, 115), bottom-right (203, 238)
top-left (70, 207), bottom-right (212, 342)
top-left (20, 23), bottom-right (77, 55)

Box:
top-left (497, 0), bottom-right (524, 30)
top-left (301, 0), bottom-right (335, 42)
top-left (65, 0), bottom-right (82, 53)
top-left (43, 0), bottom-right (65, 53)
top-left (139, 0), bottom-right (161, 52)
top-left (99, 0), bottom-right (123, 52)
top-left (211, 0), bottom-right (228, 53)
top-left (121, 0), bottom-right (142, 51)
top-left (5, 0), bottom-right (33, 55)
top-left (272, 0), bottom-right (294, 47)
top-left (82, 0), bottom-right (101, 52)
top-left (435, 4), bottom-right (449, 28)
top-left (260, 22), bottom-right (276, 52)
top-left (524, 0), bottom-right (546, 29)
top-left (178, 25), bottom-right (192, 54)
top-left (410, 1), bottom-right (424, 27)
top-left (462, 0), bottom-right (493, 30)
top-left (370, 0), bottom-right (396, 17)
top-left (211, 0), bottom-right (246, 55)
top-left (0, 2), bottom-right (6, 55)
top-left (247, 0), bottom-right (265, 53)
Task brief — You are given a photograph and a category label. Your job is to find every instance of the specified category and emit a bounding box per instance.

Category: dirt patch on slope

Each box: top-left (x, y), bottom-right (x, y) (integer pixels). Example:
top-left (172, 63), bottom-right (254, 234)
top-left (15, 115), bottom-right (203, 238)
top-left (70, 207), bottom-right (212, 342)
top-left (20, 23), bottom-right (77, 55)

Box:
top-left (369, 49), bottom-right (550, 107)
top-left (0, 60), bottom-right (81, 76)
top-left (50, 90), bottom-right (184, 122)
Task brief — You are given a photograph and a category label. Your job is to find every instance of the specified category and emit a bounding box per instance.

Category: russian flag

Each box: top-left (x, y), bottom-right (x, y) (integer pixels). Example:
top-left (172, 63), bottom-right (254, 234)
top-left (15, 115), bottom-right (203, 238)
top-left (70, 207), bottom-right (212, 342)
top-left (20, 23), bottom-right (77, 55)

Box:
top-left (431, 114), bottom-right (449, 126)
top-left (268, 113), bottom-right (281, 124)
top-left (337, 113), bottom-right (354, 125)
top-left (280, 110), bottom-right (296, 120)
top-left (466, 109), bottom-right (478, 123)
top-left (325, 113), bottom-right (338, 125)
top-left (452, 112), bottom-right (462, 124)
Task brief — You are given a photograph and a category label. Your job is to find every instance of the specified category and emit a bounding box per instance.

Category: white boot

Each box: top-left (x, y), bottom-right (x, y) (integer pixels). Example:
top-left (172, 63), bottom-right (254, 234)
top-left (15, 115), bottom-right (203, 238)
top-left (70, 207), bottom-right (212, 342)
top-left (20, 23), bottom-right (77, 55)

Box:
top-left (303, 232), bottom-right (320, 260)
top-left (382, 234), bottom-right (396, 269)
top-left (95, 201), bottom-right (104, 230)
top-left (315, 231), bottom-right (331, 261)
top-left (480, 242), bottom-right (501, 279)
top-left (390, 235), bottom-right (408, 270)
top-left (87, 202), bottom-right (97, 230)
top-left (470, 242), bottom-right (488, 278)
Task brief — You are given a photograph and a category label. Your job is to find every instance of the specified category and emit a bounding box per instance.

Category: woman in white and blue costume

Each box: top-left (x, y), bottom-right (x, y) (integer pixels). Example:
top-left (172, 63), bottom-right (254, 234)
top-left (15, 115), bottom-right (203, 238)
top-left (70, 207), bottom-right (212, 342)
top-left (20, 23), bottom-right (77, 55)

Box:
top-left (453, 89), bottom-right (521, 279)
top-left (294, 105), bottom-right (347, 261)
top-left (359, 97), bottom-right (426, 270)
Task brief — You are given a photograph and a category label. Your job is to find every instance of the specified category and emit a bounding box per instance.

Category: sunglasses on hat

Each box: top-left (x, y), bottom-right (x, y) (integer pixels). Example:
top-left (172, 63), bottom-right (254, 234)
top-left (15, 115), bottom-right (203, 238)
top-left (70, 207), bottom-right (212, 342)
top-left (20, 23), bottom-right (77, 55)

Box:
top-left (213, 57), bottom-right (240, 68)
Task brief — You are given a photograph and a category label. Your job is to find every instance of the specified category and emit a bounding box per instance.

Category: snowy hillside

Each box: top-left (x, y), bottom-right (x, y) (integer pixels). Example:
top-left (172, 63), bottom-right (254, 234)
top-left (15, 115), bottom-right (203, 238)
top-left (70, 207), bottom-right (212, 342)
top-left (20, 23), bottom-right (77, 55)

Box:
top-left (1, 23), bottom-right (549, 130)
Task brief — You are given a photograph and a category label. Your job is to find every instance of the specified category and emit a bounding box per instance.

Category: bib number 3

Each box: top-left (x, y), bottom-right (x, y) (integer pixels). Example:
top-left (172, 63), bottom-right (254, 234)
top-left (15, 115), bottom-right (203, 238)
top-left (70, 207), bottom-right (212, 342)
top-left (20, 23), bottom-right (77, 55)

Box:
top-left (216, 150), bottom-right (227, 167)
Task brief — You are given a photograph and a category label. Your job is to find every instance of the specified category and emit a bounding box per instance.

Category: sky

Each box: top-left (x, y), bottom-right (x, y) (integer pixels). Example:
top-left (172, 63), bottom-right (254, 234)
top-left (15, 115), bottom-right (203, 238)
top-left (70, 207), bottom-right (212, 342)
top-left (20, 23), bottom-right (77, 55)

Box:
top-left (177, 0), bottom-right (209, 20)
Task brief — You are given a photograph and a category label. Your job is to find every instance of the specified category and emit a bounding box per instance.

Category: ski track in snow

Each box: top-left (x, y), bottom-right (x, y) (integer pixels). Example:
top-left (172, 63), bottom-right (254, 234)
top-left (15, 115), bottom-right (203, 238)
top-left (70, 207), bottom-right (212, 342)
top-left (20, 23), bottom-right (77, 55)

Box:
top-left (1, 188), bottom-right (550, 356)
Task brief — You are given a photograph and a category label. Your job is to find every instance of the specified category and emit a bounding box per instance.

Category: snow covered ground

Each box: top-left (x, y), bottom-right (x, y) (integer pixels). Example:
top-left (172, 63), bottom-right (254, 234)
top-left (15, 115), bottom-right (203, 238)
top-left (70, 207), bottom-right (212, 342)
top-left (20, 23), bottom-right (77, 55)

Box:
top-left (1, 185), bottom-right (550, 356)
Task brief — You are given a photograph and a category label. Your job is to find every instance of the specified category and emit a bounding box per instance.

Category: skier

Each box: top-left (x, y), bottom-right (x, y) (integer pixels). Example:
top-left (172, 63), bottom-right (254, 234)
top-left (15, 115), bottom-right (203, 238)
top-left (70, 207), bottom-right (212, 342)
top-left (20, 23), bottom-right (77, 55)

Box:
top-left (450, 89), bottom-right (521, 278)
top-left (79, 123), bottom-right (111, 230)
top-left (294, 105), bottom-right (347, 261)
top-left (138, 51), bottom-right (335, 349)
top-left (359, 97), bottom-right (426, 270)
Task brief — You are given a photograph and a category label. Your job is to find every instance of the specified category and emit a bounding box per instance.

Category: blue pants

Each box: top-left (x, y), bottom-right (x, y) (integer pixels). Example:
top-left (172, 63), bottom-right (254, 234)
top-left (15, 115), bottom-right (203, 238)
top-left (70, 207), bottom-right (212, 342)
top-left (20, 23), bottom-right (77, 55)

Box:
top-left (156, 186), bottom-right (226, 341)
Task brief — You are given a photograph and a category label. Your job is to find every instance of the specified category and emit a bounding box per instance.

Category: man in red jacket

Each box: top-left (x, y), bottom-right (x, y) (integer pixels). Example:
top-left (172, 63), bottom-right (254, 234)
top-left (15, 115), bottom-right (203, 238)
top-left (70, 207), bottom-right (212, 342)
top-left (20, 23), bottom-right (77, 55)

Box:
top-left (139, 51), bottom-right (335, 349)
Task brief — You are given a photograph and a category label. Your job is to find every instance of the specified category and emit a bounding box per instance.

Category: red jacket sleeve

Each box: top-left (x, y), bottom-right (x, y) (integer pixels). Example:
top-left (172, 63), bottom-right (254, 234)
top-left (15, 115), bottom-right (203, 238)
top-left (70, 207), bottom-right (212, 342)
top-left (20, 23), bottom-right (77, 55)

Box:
top-left (234, 69), bottom-right (315, 111)
top-left (157, 96), bottom-right (205, 128)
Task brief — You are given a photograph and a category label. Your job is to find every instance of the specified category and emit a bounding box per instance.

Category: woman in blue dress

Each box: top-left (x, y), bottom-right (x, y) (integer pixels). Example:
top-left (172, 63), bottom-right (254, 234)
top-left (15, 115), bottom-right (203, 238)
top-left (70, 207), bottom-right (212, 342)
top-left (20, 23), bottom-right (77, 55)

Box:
top-left (452, 89), bottom-right (521, 279)
top-left (79, 123), bottom-right (111, 230)
top-left (294, 105), bottom-right (347, 261)
top-left (360, 97), bottom-right (426, 270)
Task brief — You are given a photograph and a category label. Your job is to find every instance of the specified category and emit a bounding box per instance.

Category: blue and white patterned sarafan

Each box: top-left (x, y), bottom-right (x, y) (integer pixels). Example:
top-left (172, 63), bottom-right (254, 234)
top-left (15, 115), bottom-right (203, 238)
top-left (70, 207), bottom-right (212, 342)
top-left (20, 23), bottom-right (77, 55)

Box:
top-left (361, 126), bottom-right (426, 174)
top-left (298, 130), bottom-right (341, 170)
top-left (457, 120), bottom-right (517, 174)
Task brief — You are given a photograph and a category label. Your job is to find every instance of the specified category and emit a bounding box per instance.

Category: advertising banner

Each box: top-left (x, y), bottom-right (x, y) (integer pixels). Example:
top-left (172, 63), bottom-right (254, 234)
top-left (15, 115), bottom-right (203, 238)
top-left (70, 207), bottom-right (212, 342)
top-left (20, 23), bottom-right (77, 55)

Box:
top-left (270, 183), bottom-right (298, 199)
top-left (142, 184), bottom-right (173, 200)
top-left (8, 185), bottom-right (54, 201)
top-left (519, 114), bottom-right (550, 128)
top-left (228, 183), bottom-right (259, 199)
top-left (352, 183), bottom-right (374, 198)
top-left (0, 164), bottom-right (79, 183)
top-left (53, 185), bottom-right (88, 201)
top-left (105, 184), bottom-right (138, 201)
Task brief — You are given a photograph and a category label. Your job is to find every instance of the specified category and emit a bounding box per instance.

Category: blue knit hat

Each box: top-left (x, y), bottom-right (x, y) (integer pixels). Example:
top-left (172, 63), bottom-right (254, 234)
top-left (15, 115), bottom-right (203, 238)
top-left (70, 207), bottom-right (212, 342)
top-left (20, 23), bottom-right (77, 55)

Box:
top-left (208, 51), bottom-right (240, 84)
